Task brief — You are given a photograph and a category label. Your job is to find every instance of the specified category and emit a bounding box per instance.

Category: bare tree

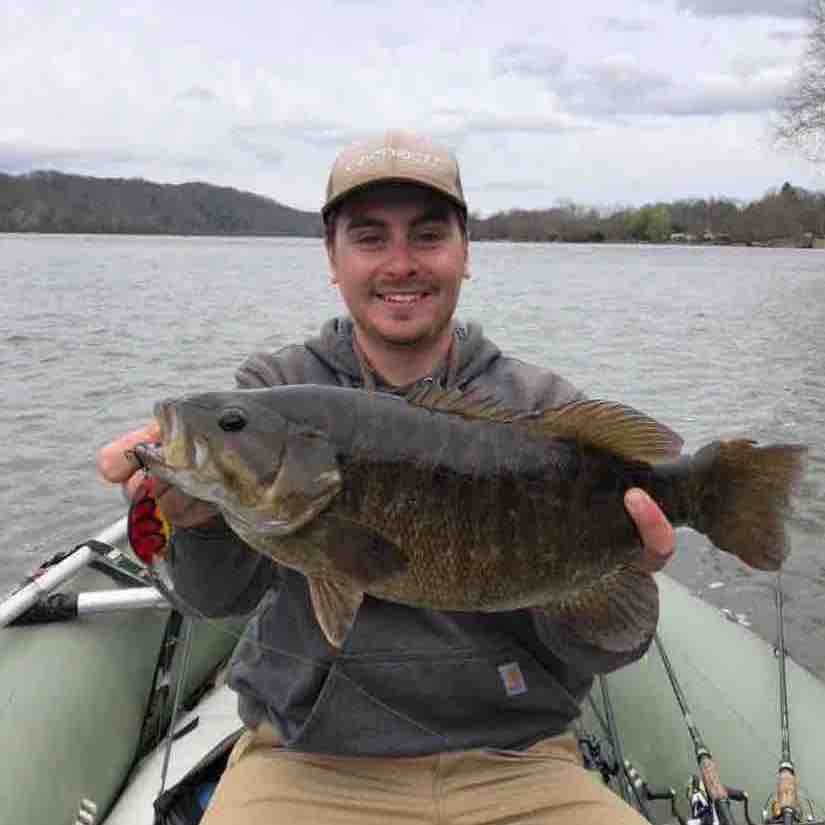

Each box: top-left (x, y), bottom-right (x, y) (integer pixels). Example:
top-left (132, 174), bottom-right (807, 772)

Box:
top-left (776, 0), bottom-right (825, 162)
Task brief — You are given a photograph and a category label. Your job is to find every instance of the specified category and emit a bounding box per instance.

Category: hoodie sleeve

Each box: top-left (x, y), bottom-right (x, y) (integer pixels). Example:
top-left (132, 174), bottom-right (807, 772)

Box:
top-left (168, 520), bottom-right (279, 618)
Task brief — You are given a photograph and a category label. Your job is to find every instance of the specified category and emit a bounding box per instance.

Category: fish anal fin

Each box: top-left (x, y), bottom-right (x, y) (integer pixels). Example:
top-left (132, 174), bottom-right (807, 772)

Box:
top-left (526, 399), bottom-right (683, 463)
top-left (540, 568), bottom-right (659, 653)
top-left (307, 577), bottom-right (364, 648)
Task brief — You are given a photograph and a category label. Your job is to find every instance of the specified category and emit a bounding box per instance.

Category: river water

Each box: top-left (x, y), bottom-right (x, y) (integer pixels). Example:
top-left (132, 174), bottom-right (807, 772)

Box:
top-left (2, 234), bottom-right (823, 679)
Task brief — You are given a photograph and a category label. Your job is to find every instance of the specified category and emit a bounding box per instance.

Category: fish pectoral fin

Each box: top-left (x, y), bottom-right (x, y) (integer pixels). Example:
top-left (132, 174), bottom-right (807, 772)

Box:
top-left (307, 577), bottom-right (364, 648)
top-left (541, 567), bottom-right (659, 653)
top-left (314, 514), bottom-right (407, 585)
top-left (266, 430), bottom-right (342, 534)
top-left (525, 400), bottom-right (683, 464)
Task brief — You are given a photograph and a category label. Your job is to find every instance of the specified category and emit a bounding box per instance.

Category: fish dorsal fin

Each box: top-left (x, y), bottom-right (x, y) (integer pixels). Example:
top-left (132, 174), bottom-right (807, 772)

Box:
top-left (405, 387), bottom-right (683, 463)
top-left (405, 384), bottom-right (517, 424)
top-left (524, 399), bottom-right (683, 463)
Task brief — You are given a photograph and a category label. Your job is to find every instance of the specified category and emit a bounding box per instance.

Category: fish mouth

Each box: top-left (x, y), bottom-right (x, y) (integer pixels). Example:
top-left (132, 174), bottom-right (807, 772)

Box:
top-left (131, 402), bottom-right (214, 492)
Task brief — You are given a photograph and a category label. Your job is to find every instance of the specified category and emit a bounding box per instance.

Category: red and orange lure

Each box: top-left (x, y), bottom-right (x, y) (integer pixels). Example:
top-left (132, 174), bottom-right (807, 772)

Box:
top-left (127, 476), bottom-right (171, 564)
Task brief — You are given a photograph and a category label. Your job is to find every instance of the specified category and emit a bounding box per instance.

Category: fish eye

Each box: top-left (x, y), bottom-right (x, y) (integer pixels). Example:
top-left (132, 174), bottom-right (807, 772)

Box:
top-left (218, 408), bottom-right (247, 432)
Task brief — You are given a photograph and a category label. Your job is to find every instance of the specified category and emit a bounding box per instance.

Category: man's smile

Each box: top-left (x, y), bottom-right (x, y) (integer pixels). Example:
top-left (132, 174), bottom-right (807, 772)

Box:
top-left (374, 289), bottom-right (433, 305)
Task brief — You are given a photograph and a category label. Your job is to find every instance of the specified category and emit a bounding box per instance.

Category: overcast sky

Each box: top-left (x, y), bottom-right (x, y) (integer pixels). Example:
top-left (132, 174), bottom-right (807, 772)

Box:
top-left (2, 0), bottom-right (822, 214)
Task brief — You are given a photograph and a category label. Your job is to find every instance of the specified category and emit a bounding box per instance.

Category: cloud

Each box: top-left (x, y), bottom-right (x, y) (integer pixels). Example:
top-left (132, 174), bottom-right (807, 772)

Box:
top-left (0, 142), bottom-right (144, 175)
top-left (601, 16), bottom-right (656, 32)
top-left (556, 56), bottom-right (673, 116)
top-left (177, 87), bottom-right (219, 103)
top-left (767, 28), bottom-right (806, 40)
top-left (231, 126), bottom-right (286, 165)
top-left (431, 107), bottom-right (585, 141)
top-left (495, 44), bottom-right (792, 119)
top-left (676, 0), bottom-right (809, 18)
top-left (492, 43), bottom-right (567, 79)
top-left (476, 180), bottom-right (563, 192)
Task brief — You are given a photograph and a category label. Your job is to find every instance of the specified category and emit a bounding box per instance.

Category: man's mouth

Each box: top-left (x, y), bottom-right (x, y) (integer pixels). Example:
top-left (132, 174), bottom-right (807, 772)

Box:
top-left (375, 290), bottom-right (431, 304)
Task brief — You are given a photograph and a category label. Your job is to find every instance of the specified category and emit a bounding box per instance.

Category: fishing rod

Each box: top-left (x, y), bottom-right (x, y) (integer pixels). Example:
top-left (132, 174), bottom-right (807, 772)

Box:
top-left (598, 674), bottom-right (632, 806)
top-left (582, 676), bottom-right (664, 823)
top-left (654, 633), bottom-right (749, 825)
top-left (764, 586), bottom-right (825, 825)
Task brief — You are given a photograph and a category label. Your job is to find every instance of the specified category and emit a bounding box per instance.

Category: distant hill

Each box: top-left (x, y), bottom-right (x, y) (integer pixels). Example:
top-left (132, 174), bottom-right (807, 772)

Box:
top-left (0, 170), bottom-right (322, 236)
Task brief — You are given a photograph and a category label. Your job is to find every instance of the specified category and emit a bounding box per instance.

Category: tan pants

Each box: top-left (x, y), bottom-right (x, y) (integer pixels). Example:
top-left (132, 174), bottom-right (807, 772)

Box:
top-left (201, 724), bottom-right (648, 825)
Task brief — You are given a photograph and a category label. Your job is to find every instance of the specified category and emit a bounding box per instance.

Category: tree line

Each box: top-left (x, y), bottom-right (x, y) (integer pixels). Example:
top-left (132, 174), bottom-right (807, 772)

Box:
top-left (469, 183), bottom-right (825, 246)
top-left (1, 170), bottom-right (823, 246)
top-left (0, 170), bottom-right (322, 236)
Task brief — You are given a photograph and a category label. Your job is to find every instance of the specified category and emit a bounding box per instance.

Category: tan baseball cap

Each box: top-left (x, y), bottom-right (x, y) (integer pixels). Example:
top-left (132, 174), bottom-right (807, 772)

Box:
top-left (322, 130), bottom-right (466, 220)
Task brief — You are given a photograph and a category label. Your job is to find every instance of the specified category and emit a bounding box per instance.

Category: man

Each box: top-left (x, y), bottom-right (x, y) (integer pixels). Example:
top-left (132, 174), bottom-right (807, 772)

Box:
top-left (98, 130), bottom-right (675, 824)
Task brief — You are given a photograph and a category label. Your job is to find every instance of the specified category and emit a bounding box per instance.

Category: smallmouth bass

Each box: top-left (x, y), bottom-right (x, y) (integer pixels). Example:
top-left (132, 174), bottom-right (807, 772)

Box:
top-left (133, 385), bottom-right (806, 650)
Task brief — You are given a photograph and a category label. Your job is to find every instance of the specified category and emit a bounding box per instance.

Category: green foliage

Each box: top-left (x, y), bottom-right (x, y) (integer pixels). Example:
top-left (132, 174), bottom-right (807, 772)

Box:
top-left (470, 189), bottom-right (825, 245)
top-left (624, 206), bottom-right (671, 241)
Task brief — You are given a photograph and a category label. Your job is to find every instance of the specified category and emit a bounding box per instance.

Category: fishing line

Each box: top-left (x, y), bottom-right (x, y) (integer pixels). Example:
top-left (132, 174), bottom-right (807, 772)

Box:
top-left (146, 564), bottom-right (459, 752)
top-left (123, 466), bottom-right (461, 752)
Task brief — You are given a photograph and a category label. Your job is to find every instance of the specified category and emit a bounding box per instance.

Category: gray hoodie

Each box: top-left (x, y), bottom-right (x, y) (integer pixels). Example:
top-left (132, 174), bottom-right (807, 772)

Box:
top-left (168, 318), bottom-right (653, 756)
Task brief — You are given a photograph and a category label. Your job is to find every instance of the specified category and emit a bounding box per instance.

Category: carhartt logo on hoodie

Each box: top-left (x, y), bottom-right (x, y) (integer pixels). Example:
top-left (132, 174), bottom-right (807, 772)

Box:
top-left (498, 661), bottom-right (527, 696)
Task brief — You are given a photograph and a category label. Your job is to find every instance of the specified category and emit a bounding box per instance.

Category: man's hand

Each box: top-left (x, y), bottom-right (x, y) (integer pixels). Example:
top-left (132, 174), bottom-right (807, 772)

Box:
top-left (97, 423), bottom-right (219, 529)
top-left (96, 422), bottom-right (161, 483)
top-left (625, 488), bottom-right (675, 573)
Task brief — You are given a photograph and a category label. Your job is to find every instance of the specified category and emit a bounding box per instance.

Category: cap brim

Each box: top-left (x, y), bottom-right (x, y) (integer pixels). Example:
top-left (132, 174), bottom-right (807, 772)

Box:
top-left (322, 177), bottom-right (467, 220)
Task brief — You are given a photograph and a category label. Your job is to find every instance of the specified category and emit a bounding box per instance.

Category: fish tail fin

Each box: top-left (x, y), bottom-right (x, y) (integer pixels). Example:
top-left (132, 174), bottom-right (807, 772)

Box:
top-left (690, 440), bottom-right (807, 571)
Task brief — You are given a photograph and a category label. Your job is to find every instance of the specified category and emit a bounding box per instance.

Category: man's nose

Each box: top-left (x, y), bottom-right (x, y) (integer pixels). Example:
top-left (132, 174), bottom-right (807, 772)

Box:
top-left (382, 238), bottom-right (417, 277)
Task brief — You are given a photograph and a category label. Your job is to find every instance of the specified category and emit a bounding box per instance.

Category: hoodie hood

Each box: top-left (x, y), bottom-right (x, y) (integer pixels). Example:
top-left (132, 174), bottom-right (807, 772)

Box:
top-left (304, 317), bottom-right (501, 391)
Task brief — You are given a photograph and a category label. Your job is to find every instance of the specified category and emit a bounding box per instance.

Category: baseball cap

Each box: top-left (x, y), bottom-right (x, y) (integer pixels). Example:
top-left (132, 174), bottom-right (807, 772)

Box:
top-left (322, 130), bottom-right (467, 220)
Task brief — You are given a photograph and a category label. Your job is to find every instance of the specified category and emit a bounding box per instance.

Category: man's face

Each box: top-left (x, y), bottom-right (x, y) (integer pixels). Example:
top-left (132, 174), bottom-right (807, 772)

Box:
top-left (326, 184), bottom-right (468, 351)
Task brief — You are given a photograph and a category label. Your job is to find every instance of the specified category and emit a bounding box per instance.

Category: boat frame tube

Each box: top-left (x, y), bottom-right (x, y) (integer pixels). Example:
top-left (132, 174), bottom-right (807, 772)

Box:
top-left (0, 517), bottom-right (129, 627)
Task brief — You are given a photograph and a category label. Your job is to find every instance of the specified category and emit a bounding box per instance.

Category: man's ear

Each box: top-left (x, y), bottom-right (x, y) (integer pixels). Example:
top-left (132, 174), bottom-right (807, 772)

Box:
top-left (326, 240), bottom-right (338, 284)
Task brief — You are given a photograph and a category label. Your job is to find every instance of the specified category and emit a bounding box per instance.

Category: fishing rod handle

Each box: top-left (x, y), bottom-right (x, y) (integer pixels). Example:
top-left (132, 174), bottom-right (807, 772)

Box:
top-left (698, 754), bottom-right (728, 803)
top-left (775, 767), bottom-right (800, 818)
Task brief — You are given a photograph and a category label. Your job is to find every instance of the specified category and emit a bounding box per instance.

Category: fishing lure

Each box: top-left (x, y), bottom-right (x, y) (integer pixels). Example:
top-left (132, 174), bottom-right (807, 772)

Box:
top-left (127, 476), bottom-right (170, 563)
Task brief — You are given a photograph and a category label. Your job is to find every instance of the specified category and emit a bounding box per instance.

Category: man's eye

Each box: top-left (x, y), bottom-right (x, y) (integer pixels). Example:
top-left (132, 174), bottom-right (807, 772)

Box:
top-left (414, 227), bottom-right (446, 244)
top-left (354, 233), bottom-right (383, 246)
